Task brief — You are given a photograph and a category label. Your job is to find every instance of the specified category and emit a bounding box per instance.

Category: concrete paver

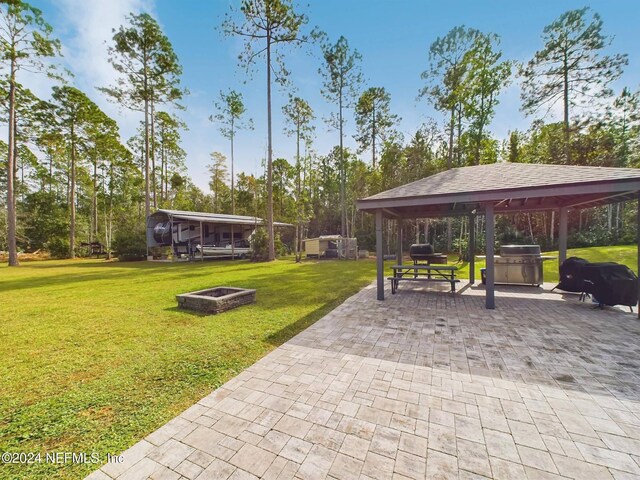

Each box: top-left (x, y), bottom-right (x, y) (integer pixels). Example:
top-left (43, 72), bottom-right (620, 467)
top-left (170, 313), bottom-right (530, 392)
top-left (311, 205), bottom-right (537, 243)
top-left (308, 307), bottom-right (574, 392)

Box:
top-left (88, 281), bottom-right (640, 479)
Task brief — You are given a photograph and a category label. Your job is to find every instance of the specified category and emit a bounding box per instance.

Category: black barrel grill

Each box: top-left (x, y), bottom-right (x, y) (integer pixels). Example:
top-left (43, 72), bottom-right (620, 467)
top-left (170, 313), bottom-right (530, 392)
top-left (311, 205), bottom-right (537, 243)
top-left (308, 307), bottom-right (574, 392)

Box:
top-left (555, 257), bottom-right (638, 310)
top-left (409, 243), bottom-right (434, 260)
top-left (409, 244), bottom-right (447, 265)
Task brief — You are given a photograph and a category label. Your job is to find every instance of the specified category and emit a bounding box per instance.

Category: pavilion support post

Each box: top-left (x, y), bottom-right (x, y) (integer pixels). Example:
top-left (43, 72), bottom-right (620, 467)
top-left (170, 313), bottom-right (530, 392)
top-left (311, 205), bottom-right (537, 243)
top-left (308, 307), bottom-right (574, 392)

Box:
top-left (146, 215), bottom-right (150, 260)
top-left (559, 206), bottom-right (568, 267)
top-left (376, 209), bottom-right (384, 300)
top-left (186, 224), bottom-right (192, 260)
top-left (637, 193), bottom-right (640, 318)
top-left (397, 220), bottom-right (403, 265)
top-left (231, 224), bottom-right (235, 260)
top-left (170, 216), bottom-right (174, 260)
top-left (485, 203), bottom-right (495, 309)
top-left (469, 213), bottom-right (475, 284)
top-left (199, 221), bottom-right (204, 262)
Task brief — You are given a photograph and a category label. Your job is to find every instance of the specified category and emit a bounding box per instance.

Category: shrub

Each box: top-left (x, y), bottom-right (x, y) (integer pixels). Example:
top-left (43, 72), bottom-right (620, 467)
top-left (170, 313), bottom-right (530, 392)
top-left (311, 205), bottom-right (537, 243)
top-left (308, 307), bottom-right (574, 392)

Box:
top-left (21, 191), bottom-right (69, 255)
top-left (275, 232), bottom-right (289, 256)
top-left (250, 227), bottom-right (268, 261)
top-left (113, 228), bottom-right (147, 261)
top-left (46, 237), bottom-right (70, 259)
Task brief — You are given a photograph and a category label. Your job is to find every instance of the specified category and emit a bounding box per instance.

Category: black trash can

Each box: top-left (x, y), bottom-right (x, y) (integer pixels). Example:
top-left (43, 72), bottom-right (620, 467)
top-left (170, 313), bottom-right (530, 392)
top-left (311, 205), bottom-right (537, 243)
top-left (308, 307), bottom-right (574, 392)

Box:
top-left (481, 268), bottom-right (487, 285)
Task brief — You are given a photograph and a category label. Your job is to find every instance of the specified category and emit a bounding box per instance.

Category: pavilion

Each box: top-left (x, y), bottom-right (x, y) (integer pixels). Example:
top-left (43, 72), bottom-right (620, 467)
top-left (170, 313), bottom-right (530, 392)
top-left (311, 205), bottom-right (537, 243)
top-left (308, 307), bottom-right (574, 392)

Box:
top-left (357, 163), bottom-right (640, 315)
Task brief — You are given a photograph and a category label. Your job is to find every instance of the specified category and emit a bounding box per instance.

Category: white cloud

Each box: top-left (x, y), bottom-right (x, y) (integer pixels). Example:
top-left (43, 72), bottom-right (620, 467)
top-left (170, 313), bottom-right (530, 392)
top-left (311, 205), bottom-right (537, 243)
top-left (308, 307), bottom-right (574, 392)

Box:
top-left (49, 0), bottom-right (230, 193)
top-left (55, 0), bottom-right (156, 134)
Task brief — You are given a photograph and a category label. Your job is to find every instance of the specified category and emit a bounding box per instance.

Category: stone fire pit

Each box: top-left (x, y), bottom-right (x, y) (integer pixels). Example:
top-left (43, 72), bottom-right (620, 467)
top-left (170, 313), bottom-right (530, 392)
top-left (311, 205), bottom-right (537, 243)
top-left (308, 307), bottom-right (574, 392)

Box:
top-left (176, 287), bottom-right (256, 314)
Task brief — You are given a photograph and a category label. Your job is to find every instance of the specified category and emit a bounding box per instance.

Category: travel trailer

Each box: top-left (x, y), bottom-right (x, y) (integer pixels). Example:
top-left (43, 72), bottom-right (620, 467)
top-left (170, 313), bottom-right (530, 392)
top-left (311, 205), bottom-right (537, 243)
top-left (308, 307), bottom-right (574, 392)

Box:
top-left (147, 209), bottom-right (290, 260)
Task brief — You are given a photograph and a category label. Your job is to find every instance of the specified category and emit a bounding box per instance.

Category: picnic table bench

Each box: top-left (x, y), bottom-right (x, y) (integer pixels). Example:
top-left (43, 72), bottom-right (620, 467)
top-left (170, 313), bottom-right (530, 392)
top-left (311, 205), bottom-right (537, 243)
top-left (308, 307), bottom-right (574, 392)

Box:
top-left (388, 264), bottom-right (459, 294)
top-left (80, 241), bottom-right (107, 258)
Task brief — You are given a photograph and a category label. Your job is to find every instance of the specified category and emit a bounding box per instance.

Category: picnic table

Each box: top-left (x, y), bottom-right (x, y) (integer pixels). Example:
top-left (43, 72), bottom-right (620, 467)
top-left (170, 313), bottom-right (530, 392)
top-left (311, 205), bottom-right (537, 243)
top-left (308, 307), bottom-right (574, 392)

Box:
top-left (80, 241), bottom-right (107, 258)
top-left (389, 264), bottom-right (459, 294)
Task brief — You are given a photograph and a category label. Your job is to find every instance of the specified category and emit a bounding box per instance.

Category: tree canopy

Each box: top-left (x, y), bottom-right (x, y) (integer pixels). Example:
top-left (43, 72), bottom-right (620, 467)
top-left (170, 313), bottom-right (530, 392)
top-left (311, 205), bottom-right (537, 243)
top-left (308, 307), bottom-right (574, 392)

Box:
top-left (0, 3), bottom-right (638, 268)
top-left (520, 7), bottom-right (628, 163)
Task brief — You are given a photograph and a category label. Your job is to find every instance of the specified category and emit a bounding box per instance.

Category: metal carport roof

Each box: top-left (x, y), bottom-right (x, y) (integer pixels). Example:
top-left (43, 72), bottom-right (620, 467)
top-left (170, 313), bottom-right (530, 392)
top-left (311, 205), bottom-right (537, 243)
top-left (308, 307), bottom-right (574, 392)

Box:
top-left (153, 209), bottom-right (292, 227)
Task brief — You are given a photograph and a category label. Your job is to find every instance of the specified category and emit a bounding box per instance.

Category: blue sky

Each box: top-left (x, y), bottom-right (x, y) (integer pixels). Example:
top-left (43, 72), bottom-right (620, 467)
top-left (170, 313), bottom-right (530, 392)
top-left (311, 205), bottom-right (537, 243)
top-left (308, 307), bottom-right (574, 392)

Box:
top-left (23, 0), bottom-right (640, 191)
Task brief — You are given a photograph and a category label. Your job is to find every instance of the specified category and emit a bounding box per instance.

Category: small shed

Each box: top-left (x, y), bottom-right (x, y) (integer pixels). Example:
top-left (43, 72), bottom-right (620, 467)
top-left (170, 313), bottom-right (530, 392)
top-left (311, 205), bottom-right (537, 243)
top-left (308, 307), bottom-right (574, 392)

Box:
top-left (303, 235), bottom-right (358, 259)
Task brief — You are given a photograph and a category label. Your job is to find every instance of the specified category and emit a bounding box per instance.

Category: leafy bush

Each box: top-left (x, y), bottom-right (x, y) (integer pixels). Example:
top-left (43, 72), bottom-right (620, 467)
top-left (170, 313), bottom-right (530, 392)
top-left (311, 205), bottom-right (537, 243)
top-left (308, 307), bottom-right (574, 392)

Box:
top-left (21, 191), bottom-right (69, 255)
top-left (275, 233), bottom-right (289, 256)
top-left (113, 228), bottom-right (146, 261)
top-left (355, 232), bottom-right (373, 251)
top-left (250, 228), bottom-right (288, 260)
top-left (45, 237), bottom-right (70, 259)
top-left (250, 227), bottom-right (268, 261)
top-left (0, 206), bottom-right (7, 252)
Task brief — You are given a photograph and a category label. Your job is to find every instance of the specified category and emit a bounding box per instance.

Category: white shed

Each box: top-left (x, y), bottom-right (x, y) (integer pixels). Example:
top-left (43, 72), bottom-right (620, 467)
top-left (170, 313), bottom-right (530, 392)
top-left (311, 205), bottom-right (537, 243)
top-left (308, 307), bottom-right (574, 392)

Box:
top-left (303, 235), bottom-right (357, 259)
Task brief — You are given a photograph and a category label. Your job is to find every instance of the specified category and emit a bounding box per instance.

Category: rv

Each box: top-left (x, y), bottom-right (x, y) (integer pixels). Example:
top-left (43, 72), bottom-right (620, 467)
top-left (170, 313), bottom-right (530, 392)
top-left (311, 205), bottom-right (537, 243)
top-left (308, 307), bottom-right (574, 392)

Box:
top-left (147, 209), bottom-right (291, 260)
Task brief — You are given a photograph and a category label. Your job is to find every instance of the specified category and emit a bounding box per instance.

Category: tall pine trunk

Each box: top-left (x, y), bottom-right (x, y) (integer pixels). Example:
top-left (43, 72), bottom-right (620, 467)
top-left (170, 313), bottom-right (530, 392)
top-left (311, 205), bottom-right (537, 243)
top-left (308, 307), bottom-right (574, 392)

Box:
top-left (16, 120), bottom-right (22, 203)
top-left (70, 125), bottom-right (76, 259)
top-left (266, 23), bottom-right (275, 260)
top-left (160, 140), bottom-right (165, 203)
top-left (92, 157), bottom-right (98, 242)
top-left (447, 108), bottom-right (454, 170)
top-left (295, 121), bottom-right (302, 263)
top-left (151, 100), bottom-right (157, 209)
top-left (143, 61), bottom-right (151, 221)
top-left (424, 220), bottom-right (429, 245)
top-left (163, 145), bottom-right (168, 204)
top-left (372, 101), bottom-right (376, 169)
top-left (49, 153), bottom-right (53, 193)
top-left (339, 86), bottom-right (345, 237)
top-left (563, 50), bottom-right (571, 164)
top-left (230, 117), bottom-right (235, 259)
top-left (6, 58), bottom-right (19, 266)
top-left (106, 163), bottom-right (114, 260)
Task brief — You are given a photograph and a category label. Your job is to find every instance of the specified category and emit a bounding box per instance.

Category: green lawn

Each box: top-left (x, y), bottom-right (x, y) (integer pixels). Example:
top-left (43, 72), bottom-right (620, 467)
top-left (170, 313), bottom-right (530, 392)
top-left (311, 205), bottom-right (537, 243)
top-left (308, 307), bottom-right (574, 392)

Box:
top-left (0, 245), bottom-right (637, 479)
top-left (0, 258), bottom-right (377, 479)
top-left (448, 245), bottom-right (638, 283)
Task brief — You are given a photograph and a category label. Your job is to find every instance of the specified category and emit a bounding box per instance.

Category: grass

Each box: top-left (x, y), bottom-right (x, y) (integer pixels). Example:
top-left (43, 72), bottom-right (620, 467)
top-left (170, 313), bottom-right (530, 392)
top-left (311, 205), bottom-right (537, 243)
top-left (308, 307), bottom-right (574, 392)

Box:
top-left (445, 245), bottom-right (638, 283)
top-left (0, 245), bottom-right (636, 479)
top-left (0, 257), bottom-right (377, 479)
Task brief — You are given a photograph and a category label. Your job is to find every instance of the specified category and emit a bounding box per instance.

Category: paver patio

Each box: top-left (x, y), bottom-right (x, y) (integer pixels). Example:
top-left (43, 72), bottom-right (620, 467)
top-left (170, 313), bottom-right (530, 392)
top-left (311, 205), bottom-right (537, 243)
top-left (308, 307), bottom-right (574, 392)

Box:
top-left (87, 281), bottom-right (640, 480)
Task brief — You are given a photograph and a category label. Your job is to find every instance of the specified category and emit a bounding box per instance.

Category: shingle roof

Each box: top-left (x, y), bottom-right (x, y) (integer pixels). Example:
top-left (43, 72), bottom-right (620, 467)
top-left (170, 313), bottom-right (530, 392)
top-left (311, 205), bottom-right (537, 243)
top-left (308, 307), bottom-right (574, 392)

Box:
top-left (362, 163), bottom-right (640, 202)
top-left (357, 163), bottom-right (640, 217)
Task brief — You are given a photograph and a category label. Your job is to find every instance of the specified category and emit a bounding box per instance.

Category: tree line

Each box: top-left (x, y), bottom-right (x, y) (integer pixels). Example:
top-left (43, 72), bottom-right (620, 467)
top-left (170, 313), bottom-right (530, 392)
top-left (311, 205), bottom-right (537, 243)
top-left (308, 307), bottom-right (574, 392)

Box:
top-left (1, 1), bottom-right (638, 266)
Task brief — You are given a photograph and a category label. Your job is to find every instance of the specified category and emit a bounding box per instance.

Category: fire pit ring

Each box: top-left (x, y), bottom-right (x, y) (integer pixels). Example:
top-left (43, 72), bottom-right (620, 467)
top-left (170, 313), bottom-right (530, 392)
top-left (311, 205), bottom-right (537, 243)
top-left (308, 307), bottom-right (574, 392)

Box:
top-left (176, 287), bottom-right (256, 314)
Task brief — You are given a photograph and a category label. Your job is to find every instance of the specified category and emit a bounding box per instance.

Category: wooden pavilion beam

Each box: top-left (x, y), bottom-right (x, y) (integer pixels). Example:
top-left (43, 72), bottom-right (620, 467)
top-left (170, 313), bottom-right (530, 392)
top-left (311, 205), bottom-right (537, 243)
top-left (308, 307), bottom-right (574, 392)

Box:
top-left (564, 191), bottom-right (637, 209)
top-left (383, 208), bottom-right (400, 218)
top-left (391, 201), bottom-right (575, 219)
top-left (378, 190), bottom-right (640, 220)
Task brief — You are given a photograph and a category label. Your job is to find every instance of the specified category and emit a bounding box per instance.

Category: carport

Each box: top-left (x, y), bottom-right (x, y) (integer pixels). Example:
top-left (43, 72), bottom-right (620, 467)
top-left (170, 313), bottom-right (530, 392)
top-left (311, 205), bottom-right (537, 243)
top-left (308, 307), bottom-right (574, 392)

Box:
top-left (356, 163), bottom-right (640, 315)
